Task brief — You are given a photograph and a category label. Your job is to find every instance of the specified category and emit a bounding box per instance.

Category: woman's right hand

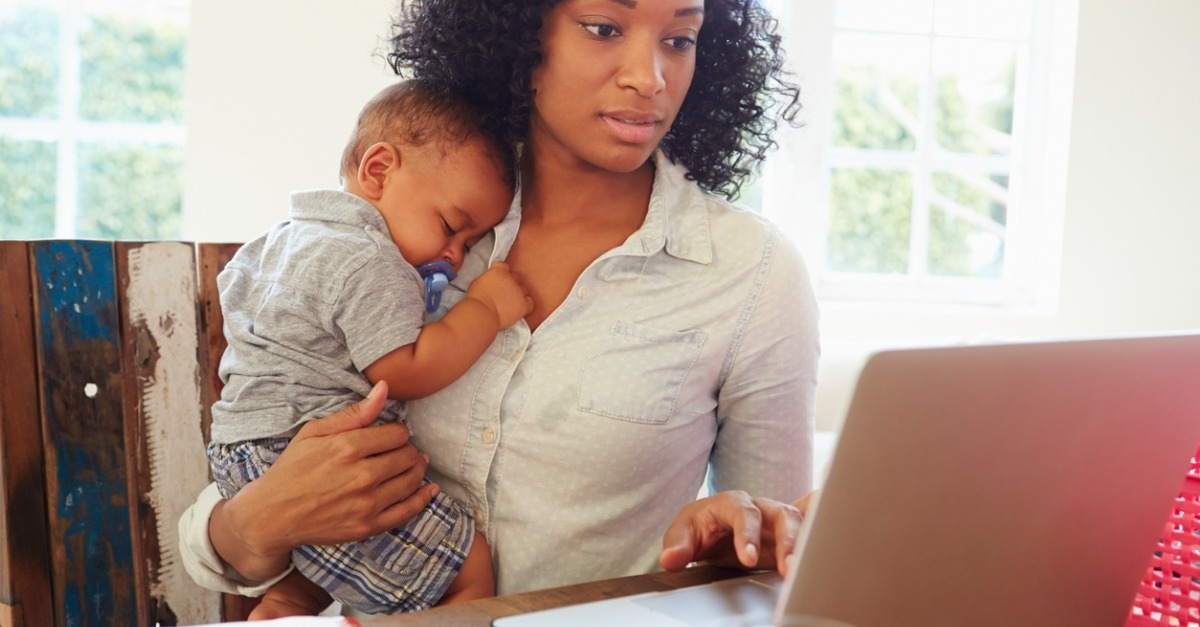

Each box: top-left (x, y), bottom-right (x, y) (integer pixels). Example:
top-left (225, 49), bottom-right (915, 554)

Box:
top-left (659, 491), bottom-right (814, 577)
top-left (208, 381), bottom-right (437, 581)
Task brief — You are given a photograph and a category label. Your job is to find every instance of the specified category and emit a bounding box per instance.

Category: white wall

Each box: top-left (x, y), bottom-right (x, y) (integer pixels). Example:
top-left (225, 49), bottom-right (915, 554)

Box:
top-left (182, 1), bottom-right (1200, 429)
top-left (182, 0), bottom-right (397, 242)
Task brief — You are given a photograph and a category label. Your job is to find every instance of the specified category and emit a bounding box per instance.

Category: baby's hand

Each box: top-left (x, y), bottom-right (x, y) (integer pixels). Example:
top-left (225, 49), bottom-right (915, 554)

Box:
top-left (465, 261), bottom-right (534, 328)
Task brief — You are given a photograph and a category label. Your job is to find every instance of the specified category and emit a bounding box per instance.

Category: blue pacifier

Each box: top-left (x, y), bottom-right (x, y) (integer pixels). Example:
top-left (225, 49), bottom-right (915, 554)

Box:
top-left (417, 260), bottom-right (457, 313)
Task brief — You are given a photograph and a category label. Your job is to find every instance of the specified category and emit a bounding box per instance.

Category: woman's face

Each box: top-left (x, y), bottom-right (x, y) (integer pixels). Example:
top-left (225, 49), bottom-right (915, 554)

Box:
top-left (529, 0), bottom-right (704, 174)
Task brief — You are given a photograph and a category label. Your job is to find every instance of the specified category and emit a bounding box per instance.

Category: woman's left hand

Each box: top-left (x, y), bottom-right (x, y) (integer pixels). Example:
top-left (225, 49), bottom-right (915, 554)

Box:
top-left (659, 491), bottom-right (815, 576)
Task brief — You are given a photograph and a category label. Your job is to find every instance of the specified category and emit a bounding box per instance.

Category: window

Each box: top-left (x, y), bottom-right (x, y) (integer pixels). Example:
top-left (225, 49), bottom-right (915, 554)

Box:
top-left (756, 0), bottom-right (1078, 309)
top-left (0, 0), bottom-right (188, 241)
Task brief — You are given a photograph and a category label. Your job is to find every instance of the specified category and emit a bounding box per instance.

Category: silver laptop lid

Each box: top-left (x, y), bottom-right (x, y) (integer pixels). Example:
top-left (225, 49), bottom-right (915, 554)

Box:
top-left (779, 334), bottom-right (1200, 627)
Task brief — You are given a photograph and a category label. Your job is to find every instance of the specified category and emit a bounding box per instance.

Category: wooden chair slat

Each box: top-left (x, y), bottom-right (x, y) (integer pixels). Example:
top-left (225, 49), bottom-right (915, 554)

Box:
top-left (30, 240), bottom-right (136, 626)
top-left (194, 242), bottom-right (255, 622)
top-left (116, 242), bottom-right (222, 625)
top-left (0, 241), bottom-right (54, 627)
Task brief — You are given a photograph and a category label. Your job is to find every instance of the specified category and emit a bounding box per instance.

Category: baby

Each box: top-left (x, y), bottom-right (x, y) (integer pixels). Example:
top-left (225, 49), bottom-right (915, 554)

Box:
top-left (207, 80), bottom-right (530, 617)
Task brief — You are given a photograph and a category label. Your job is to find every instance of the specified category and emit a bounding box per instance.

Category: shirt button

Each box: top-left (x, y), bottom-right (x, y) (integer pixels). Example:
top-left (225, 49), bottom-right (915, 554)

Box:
top-left (510, 348), bottom-right (523, 362)
top-left (578, 285), bottom-right (590, 300)
top-left (483, 427), bottom-right (497, 444)
top-left (474, 509), bottom-right (485, 522)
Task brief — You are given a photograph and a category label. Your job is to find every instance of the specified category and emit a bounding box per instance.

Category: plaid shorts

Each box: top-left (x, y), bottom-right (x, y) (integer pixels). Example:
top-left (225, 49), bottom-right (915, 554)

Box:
top-left (208, 438), bottom-right (473, 614)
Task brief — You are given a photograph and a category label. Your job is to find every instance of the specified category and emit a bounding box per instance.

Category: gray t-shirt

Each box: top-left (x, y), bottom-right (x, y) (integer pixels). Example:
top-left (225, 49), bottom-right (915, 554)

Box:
top-left (210, 189), bottom-right (424, 443)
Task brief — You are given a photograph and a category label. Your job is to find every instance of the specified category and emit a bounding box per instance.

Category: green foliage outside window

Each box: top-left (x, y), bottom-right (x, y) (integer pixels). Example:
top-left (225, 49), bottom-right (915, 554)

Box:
top-left (0, 6), bottom-right (186, 240)
top-left (77, 143), bottom-right (184, 239)
top-left (829, 62), bottom-right (1013, 278)
top-left (833, 69), bottom-right (918, 151)
top-left (828, 167), bottom-right (912, 274)
top-left (81, 14), bottom-right (186, 124)
top-left (928, 171), bottom-right (1007, 277)
top-left (935, 59), bottom-right (1015, 156)
top-left (0, 6), bottom-right (57, 119)
top-left (0, 138), bottom-right (56, 238)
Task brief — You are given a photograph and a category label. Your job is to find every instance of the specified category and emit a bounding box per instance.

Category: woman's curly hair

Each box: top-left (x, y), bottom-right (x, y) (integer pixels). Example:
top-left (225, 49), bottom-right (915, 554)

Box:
top-left (387, 0), bottom-right (800, 200)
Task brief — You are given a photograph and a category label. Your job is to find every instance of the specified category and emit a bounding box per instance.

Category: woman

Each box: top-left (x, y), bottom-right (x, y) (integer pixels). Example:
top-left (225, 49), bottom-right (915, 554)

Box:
top-left (180, 0), bottom-right (818, 613)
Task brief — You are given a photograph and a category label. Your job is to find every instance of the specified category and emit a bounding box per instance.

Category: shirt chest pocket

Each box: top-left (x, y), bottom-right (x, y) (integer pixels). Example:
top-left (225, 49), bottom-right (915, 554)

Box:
top-left (577, 321), bottom-right (706, 424)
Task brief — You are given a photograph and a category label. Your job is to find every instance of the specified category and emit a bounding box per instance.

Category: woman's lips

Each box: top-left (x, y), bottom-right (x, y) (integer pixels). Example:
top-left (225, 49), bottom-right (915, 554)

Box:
top-left (601, 113), bottom-right (660, 144)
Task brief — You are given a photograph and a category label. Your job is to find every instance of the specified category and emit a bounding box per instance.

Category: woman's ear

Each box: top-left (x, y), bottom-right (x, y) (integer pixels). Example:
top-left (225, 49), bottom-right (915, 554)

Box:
top-left (356, 142), bottom-right (400, 200)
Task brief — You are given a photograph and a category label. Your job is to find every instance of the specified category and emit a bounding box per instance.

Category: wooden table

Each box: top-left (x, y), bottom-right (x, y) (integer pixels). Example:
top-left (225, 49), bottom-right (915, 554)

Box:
top-left (362, 566), bottom-right (752, 626)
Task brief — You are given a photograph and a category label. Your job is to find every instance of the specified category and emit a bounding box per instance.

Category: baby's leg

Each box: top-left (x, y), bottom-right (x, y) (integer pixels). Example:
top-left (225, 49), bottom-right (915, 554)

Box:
top-left (249, 570), bottom-right (334, 620)
top-left (435, 530), bottom-right (494, 605)
top-left (293, 487), bottom-right (476, 614)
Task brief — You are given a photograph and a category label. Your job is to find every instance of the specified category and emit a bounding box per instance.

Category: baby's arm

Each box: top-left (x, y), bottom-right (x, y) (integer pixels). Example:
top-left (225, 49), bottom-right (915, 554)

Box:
top-left (363, 262), bottom-right (532, 400)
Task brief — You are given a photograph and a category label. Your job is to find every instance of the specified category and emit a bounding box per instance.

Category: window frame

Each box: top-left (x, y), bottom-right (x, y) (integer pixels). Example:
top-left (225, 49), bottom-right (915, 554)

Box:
top-left (759, 0), bottom-right (1079, 312)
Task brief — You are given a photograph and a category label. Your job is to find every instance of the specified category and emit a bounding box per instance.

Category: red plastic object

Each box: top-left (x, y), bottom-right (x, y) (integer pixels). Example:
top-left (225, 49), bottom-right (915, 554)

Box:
top-left (1127, 445), bottom-right (1200, 627)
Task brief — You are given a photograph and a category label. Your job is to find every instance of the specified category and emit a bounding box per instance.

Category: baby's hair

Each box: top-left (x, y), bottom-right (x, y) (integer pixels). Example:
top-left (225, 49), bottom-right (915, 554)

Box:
top-left (340, 79), bottom-right (518, 190)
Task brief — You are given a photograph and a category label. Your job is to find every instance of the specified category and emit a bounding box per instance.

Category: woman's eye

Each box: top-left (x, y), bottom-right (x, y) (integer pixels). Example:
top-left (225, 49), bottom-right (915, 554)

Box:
top-left (581, 22), bottom-right (620, 39)
top-left (666, 36), bottom-right (696, 51)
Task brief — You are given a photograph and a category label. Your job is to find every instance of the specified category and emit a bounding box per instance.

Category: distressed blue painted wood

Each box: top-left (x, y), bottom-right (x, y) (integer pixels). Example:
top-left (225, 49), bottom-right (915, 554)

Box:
top-left (31, 241), bottom-right (136, 627)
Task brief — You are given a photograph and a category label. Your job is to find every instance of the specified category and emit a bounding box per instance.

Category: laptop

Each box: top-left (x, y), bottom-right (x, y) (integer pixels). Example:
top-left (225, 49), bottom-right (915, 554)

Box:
top-left (493, 333), bottom-right (1200, 627)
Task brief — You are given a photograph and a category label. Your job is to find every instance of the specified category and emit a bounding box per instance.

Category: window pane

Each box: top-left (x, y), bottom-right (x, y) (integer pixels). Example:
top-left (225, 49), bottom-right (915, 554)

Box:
top-left (828, 167), bottom-right (912, 274)
top-left (835, 0), bottom-right (933, 34)
top-left (928, 171), bottom-right (1008, 277)
top-left (834, 33), bottom-right (926, 151)
top-left (934, 0), bottom-right (1033, 39)
top-left (933, 38), bottom-right (1017, 156)
top-left (80, 11), bottom-right (186, 124)
top-left (0, 138), bottom-right (57, 239)
top-left (0, 5), bottom-right (59, 119)
top-left (76, 142), bottom-right (182, 239)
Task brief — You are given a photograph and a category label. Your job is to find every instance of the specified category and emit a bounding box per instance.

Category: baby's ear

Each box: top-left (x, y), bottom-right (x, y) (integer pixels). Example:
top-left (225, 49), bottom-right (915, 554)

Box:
top-left (357, 142), bottom-right (400, 199)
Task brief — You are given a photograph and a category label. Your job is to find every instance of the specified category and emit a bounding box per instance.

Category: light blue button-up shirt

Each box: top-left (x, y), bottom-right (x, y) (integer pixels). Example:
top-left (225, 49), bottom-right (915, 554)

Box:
top-left (408, 152), bottom-right (819, 595)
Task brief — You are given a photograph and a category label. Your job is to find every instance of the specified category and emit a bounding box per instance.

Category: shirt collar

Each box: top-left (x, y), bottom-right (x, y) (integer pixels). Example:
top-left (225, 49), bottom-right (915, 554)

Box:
top-left (288, 189), bottom-right (390, 235)
top-left (642, 150), bottom-right (713, 265)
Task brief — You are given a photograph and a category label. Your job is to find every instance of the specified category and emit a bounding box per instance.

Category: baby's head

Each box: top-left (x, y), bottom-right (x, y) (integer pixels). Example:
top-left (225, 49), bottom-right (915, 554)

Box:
top-left (342, 80), bottom-right (517, 272)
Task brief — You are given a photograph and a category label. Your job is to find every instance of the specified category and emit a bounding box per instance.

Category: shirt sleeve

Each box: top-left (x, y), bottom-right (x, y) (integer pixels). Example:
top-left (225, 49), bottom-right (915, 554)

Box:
top-left (709, 228), bottom-right (820, 502)
top-left (334, 251), bottom-right (426, 371)
top-left (177, 482), bottom-right (293, 597)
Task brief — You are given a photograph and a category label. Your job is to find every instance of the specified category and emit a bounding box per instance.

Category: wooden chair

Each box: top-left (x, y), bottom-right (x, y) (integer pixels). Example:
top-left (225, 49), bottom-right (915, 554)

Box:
top-left (0, 240), bottom-right (242, 627)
